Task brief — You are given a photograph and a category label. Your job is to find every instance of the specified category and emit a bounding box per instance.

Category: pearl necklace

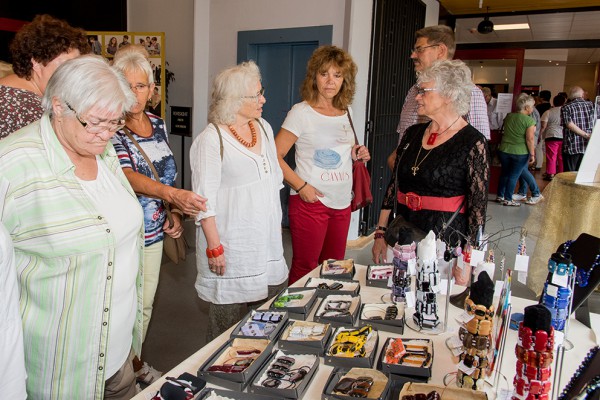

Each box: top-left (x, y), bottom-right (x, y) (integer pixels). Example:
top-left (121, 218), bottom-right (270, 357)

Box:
top-left (228, 121), bottom-right (257, 148)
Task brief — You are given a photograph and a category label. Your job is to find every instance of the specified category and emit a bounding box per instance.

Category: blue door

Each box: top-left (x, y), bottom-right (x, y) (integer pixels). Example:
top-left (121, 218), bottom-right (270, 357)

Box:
top-left (238, 26), bottom-right (332, 226)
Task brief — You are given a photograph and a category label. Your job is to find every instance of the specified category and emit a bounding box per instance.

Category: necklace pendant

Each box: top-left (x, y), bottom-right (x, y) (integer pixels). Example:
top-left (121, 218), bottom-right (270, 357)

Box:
top-left (427, 132), bottom-right (438, 146)
top-left (411, 166), bottom-right (419, 176)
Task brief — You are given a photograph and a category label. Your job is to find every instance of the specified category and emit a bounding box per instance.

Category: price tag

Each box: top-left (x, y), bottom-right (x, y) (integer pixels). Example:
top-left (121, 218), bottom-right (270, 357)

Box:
top-left (408, 258), bottom-right (417, 276)
top-left (432, 283), bottom-right (441, 294)
top-left (554, 330), bottom-right (564, 347)
top-left (448, 335), bottom-right (464, 349)
top-left (551, 272), bottom-right (569, 288)
top-left (517, 271), bottom-right (527, 284)
top-left (457, 255), bottom-right (465, 270)
top-left (436, 239), bottom-right (446, 259)
top-left (470, 249), bottom-right (485, 266)
top-left (387, 275), bottom-right (393, 288)
top-left (514, 254), bottom-right (529, 272)
top-left (494, 280), bottom-right (504, 298)
top-left (455, 311), bottom-right (474, 324)
top-left (406, 291), bottom-right (416, 308)
top-left (439, 278), bottom-right (451, 295)
top-left (458, 361), bottom-right (477, 375)
top-left (451, 347), bottom-right (464, 357)
top-left (546, 283), bottom-right (558, 297)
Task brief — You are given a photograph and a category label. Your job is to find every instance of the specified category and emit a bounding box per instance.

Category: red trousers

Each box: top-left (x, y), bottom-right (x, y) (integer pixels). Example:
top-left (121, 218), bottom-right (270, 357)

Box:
top-left (288, 195), bottom-right (351, 284)
top-left (545, 139), bottom-right (563, 175)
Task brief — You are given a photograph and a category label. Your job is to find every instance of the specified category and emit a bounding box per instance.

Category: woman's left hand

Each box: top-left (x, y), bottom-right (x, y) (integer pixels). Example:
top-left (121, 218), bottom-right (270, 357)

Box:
top-left (163, 213), bottom-right (183, 239)
top-left (352, 145), bottom-right (371, 162)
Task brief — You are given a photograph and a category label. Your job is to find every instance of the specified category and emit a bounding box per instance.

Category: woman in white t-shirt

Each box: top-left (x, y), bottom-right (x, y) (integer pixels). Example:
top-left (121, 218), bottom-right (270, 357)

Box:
top-left (275, 45), bottom-right (370, 284)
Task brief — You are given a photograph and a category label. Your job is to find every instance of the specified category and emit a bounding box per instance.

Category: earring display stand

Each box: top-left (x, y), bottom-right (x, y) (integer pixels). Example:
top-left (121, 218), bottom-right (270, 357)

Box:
top-left (405, 266), bottom-right (452, 335)
top-left (551, 233), bottom-right (600, 329)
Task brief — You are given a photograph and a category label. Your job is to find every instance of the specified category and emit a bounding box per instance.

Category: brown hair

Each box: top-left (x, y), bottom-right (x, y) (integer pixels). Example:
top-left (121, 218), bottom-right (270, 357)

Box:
top-left (9, 14), bottom-right (90, 79)
top-left (415, 25), bottom-right (456, 58)
top-left (300, 45), bottom-right (357, 110)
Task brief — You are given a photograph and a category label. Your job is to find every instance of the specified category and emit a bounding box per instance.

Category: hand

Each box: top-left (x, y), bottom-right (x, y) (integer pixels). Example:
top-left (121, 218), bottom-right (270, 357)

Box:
top-left (372, 237), bottom-right (387, 263)
top-left (299, 183), bottom-right (324, 203)
top-left (170, 188), bottom-right (207, 216)
top-left (163, 213), bottom-right (183, 239)
top-left (353, 145), bottom-right (371, 162)
top-left (208, 254), bottom-right (226, 276)
top-left (528, 154), bottom-right (535, 165)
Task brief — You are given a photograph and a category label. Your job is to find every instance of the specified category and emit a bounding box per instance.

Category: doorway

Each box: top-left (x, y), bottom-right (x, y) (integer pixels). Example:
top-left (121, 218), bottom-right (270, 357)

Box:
top-left (238, 25), bottom-right (332, 225)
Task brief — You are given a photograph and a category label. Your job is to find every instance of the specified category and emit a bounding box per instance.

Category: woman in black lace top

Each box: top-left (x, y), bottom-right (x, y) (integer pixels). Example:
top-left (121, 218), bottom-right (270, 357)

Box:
top-left (372, 60), bottom-right (489, 262)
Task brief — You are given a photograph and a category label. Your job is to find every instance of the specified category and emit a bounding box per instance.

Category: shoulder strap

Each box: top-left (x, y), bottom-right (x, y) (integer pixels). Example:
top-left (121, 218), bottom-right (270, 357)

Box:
top-left (211, 123), bottom-right (224, 161)
top-left (122, 127), bottom-right (174, 222)
top-left (346, 109), bottom-right (359, 146)
top-left (254, 118), bottom-right (270, 142)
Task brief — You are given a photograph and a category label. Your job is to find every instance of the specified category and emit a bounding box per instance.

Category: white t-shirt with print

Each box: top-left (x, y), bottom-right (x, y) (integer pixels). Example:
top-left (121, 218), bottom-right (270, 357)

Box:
top-left (282, 101), bottom-right (355, 210)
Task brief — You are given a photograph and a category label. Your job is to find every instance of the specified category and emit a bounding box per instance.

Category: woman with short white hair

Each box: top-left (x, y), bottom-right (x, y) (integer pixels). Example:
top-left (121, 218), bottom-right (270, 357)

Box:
top-left (190, 61), bottom-right (288, 341)
top-left (0, 54), bottom-right (143, 399)
top-left (372, 59), bottom-right (489, 262)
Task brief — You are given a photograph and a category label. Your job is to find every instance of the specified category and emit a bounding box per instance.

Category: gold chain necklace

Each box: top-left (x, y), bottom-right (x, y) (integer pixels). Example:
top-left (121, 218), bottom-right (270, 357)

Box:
top-left (411, 146), bottom-right (433, 176)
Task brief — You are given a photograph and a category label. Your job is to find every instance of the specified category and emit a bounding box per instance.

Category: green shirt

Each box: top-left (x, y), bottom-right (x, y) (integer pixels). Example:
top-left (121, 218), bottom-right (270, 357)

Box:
top-left (0, 115), bottom-right (144, 399)
top-left (499, 112), bottom-right (535, 155)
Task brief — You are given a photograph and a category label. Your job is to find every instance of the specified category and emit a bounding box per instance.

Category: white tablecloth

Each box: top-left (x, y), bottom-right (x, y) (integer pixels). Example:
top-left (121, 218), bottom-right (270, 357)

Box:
top-left (134, 264), bottom-right (598, 399)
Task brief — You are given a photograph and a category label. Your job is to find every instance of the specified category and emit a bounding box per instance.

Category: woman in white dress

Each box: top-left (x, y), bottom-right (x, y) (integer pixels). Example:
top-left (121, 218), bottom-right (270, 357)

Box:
top-left (190, 61), bottom-right (288, 341)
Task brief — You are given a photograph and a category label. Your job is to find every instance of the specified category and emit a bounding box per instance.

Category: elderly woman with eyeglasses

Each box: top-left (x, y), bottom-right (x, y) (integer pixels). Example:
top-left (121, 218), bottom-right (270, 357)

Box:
top-left (191, 61), bottom-right (288, 341)
top-left (110, 50), bottom-right (207, 383)
top-left (0, 55), bottom-right (145, 399)
top-left (372, 60), bottom-right (489, 263)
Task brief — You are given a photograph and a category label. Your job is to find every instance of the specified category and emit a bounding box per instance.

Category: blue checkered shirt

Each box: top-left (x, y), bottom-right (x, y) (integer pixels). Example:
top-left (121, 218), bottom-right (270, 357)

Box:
top-left (561, 98), bottom-right (595, 155)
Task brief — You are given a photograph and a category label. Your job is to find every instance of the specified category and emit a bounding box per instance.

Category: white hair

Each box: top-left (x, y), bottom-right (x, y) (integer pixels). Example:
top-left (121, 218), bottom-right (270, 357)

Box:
top-left (42, 55), bottom-right (136, 117)
top-left (209, 60), bottom-right (261, 125)
top-left (417, 59), bottom-right (472, 116)
top-left (515, 93), bottom-right (534, 111)
top-left (112, 50), bottom-right (154, 84)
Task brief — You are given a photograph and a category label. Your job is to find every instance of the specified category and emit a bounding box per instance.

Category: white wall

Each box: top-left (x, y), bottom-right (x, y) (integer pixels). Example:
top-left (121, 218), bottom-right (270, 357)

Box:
top-left (522, 66), bottom-right (566, 98)
top-left (128, 0), bottom-right (195, 189)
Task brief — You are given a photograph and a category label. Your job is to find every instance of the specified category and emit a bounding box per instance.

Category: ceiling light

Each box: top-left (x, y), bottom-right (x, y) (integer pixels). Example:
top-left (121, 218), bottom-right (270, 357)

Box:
top-left (494, 23), bottom-right (530, 31)
top-left (478, 7), bottom-right (494, 34)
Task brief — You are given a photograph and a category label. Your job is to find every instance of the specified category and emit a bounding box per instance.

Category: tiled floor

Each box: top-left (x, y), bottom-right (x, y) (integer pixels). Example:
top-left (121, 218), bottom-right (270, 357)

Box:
top-left (141, 170), bottom-right (597, 376)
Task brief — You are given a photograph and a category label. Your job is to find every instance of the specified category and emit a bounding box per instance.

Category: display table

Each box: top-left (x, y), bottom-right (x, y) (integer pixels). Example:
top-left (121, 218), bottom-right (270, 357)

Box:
top-left (526, 172), bottom-right (600, 296)
top-left (134, 264), bottom-right (598, 399)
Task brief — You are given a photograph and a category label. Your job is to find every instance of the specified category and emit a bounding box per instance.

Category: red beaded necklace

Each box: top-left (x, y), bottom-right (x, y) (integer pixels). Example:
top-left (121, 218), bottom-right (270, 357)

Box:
top-left (228, 121), bottom-right (257, 147)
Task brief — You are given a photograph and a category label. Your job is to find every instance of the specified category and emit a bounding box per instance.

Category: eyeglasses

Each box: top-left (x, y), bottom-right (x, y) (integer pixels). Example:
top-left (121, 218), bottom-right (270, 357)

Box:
top-left (242, 87), bottom-right (265, 102)
top-left (411, 44), bottom-right (439, 54)
top-left (415, 86), bottom-right (438, 96)
top-left (66, 102), bottom-right (125, 134)
top-left (130, 83), bottom-right (151, 92)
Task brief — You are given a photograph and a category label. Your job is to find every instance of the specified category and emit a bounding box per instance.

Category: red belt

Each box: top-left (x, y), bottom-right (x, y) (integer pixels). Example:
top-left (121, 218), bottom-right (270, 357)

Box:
top-left (397, 191), bottom-right (466, 213)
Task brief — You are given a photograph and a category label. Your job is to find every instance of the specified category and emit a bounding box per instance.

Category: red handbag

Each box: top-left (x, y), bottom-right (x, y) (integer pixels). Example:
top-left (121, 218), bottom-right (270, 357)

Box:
top-left (347, 111), bottom-right (373, 212)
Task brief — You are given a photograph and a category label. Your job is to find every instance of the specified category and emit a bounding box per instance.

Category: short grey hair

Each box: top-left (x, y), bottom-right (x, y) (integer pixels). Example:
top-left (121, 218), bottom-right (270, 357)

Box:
top-left (209, 60), bottom-right (261, 125)
top-left (515, 93), bottom-right (535, 111)
top-left (417, 59), bottom-right (472, 116)
top-left (42, 55), bottom-right (136, 117)
top-left (113, 44), bottom-right (150, 63)
top-left (112, 50), bottom-right (154, 84)
top-left (481, 87), bottom-right (491, 96)
top-left (568, 86), bottom-right (584, 100)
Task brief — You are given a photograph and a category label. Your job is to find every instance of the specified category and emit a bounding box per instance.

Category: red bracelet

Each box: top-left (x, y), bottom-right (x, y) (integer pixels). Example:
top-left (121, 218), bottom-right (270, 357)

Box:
top-left (206, 244), bottom-right (224, 258)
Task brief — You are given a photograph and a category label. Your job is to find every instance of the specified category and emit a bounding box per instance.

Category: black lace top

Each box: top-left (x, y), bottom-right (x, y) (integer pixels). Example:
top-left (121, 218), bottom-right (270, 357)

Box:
top-left (383, 122), bottom-right (490, 244)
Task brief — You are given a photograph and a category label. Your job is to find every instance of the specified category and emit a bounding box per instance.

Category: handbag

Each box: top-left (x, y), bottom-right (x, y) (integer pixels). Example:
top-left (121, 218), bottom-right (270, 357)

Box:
top-left (347, 111), bottom-right (373, 212)
top-left (122, 127), bottom-right (188, 264)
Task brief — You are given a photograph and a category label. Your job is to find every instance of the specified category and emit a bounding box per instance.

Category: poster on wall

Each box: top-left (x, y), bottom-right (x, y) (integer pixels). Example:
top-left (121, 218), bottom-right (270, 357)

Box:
top-left (87, 31), bottom-right (165, 118)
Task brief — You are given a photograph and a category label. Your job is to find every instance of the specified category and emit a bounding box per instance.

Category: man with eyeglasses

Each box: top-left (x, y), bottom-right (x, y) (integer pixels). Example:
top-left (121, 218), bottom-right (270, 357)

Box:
top-left (387, 25), bottom-right (490, 169)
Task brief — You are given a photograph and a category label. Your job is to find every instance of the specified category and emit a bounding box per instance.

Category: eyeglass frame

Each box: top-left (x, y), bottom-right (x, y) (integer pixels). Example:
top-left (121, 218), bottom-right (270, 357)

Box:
top-left (415, 85), bottom-right (439, 96)
top-left (242, 87), bottom-right (265, 102)
top-left (130, 83), bottom-right (152, 92)
top-left (65, 102), bottom-right (125, 134)
top-left (411, 44), bottom-right (440, 54)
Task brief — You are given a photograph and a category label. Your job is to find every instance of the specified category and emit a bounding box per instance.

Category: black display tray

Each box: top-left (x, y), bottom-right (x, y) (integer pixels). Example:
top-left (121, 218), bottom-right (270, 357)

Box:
top-left (277, 319), bottom-right (333, 356)
top-left (358, 303), bottom-right (405, 334)
top-left (377, 337), bottom-right (433, 379)
top-left (230, 310), bottom-right (288, 341)
top-left (320, 259), bottom-right (356, 281)
top-left (304, 277), bottom-right (360, 297)
top-left (365, 264), bottom-right (394, 288)
top-left (313, 295), bottom-right (361, 328)
top-left (268, 287), bottom-right (318, 320)
top-left (321, 367), bottom-right (391, 400)
top-left (323, 325), bottom-right (379, 369)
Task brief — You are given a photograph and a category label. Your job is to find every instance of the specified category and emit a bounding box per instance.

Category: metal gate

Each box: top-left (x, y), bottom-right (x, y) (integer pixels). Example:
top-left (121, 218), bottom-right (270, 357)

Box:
top-left (361, 0), bottom-right (426, 235)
